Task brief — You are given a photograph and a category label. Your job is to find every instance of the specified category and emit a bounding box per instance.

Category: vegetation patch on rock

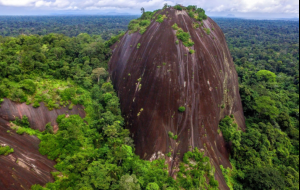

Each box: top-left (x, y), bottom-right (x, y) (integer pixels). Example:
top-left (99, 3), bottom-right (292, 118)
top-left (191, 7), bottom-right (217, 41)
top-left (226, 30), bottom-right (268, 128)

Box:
top-left (128, 11), bottom-right (156, 34)
top-left (0, 145), bottom-right (14, 156)
top-left (178, 106), bottom-right (186, 112)
top-left (186, 5), bottom-right (208, 21)
top-left (176, 28), bottom-right (194, 47)
top-left (156, 14), bottom-right (167, 23)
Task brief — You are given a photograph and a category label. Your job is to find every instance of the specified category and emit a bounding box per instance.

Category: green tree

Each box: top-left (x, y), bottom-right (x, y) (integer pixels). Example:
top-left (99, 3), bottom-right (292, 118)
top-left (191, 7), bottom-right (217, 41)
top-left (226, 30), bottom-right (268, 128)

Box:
top-left (253, 96), bottom-right (279, 119)
top-left (256, 70), bottom-right (277, 83)
top-left (44, 123), bottom-right (54, 134)
top-left (92, 68), bottom-right (107, 83)
top-left (146, 183), bottom-right (160, 190)
top-left (81, 161), bottom-right (118, 190)
top-left (119, 174), bottom-right (141, 190)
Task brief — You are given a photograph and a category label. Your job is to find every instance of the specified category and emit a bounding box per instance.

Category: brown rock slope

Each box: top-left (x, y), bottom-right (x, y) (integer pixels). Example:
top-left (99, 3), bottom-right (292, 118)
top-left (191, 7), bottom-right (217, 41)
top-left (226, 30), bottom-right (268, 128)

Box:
top-left (109, 7), bottom-right (245, 189)
top-left (0, 99), bottom-right (85, 190)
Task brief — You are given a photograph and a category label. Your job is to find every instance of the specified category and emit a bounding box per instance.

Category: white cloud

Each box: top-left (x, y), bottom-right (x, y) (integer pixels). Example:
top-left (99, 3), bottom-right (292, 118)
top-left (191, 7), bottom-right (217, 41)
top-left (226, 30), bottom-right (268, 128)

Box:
top-left (0, 0), bottom-right (74, 9)
top-left (0, 0), bottom-right (38, 6)
top-left (197, 0), bottom-right (299, 14)
top-left (0, 0), bottom-right (298, 14)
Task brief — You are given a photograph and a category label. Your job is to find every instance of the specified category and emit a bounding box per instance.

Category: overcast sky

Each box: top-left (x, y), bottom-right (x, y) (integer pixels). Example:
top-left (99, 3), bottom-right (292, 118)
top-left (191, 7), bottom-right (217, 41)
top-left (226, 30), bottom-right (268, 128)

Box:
top-left (0, 0), bottom-right (299, 18)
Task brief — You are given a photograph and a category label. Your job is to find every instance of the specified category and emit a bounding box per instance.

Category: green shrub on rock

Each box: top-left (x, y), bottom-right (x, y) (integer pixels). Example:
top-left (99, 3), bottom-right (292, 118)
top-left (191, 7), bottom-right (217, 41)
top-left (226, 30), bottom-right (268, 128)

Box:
top-left (176, 29), bottom-right (194, 47)
top-left (204, 28), bottom-right (211, 35)
top-left (0, 146), bottom-right (14, 156)
top-left (172, 23), bottom-right (179, 30)
top-left (174, 5), bottom-right (183, 11)
top-left (178, 106), bottom-right (186, 112)
top-left (189, 49), bottom-right (195, 54)
top-left (156, 15), bottom-right (166, 23)
top-left (33, 101), bottom-right (40, 108)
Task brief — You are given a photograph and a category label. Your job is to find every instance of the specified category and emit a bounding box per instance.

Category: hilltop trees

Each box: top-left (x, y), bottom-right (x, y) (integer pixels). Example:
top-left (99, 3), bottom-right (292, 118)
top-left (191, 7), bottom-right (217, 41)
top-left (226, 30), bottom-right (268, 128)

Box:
top-left (186, 6), bottom-right (208, 21)
top-left (128, 9), bottom-right (155, 34)
top-left (163, 3), bottom-right (168, 9)
top-left (174, 5), bottom-right (183, 11)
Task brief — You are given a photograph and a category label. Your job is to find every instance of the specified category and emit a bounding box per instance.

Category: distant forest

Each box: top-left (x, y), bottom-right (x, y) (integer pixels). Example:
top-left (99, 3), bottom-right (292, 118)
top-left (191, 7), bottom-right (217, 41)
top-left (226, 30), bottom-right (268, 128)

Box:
top-left (215, 18), bottom-right (299, 77)
top-left (0, 16), bottom-right (137, 40)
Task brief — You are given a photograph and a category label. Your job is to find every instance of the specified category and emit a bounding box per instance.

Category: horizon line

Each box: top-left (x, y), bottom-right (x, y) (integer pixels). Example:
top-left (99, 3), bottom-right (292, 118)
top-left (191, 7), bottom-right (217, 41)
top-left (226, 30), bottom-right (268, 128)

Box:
top-left (0, 14), bottom-right (298, 20)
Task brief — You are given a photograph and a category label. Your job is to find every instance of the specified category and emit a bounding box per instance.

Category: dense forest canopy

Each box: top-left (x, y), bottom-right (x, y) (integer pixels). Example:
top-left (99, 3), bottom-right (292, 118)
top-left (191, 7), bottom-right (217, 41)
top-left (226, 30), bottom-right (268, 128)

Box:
top-left (0, 7), bottom-right (299, 190)
top-left (214, 18), bottom-right (299, 190)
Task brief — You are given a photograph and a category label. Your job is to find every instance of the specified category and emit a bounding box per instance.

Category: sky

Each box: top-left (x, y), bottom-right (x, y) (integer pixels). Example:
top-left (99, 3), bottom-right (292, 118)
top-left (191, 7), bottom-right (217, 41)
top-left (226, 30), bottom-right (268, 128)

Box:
top-left (0, 0), bottom-right (299, 18)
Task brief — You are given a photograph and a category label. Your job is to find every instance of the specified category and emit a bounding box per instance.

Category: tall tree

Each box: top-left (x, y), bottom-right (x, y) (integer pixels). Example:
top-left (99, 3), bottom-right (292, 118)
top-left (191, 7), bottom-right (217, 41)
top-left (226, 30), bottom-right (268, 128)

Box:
top-left (92, 68), bottom-right (106, 83)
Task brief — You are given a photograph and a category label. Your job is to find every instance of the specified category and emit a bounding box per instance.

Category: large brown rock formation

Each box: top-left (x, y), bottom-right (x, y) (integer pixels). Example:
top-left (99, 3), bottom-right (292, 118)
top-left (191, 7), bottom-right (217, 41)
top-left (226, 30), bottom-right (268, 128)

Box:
top-left (0, 99), bottom-right (85, 189)
top-left (109, 7), bottom-right (245, 189)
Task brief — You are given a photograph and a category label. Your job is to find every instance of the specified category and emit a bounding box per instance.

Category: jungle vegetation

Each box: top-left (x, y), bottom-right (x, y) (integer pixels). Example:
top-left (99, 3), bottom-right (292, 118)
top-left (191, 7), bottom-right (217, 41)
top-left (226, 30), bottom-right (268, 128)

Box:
top-left (215, 18), bottom-right (299, 190)
top-left (0, 6), bottom-right (219, 190)
top-left (0, 6), bottom-right (298, 190)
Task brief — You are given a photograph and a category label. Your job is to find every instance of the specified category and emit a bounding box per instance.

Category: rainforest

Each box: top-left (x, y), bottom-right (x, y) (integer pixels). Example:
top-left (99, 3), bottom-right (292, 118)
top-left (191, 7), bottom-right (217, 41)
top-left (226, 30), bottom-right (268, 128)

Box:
top-left (0, 5), bottom-right (299, 190)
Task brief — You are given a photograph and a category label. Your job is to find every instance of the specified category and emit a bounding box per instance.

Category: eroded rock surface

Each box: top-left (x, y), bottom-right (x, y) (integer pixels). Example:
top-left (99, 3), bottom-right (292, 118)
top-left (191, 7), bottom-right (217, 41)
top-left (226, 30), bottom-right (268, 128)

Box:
top-left (0, 99), bottom-right (85, 189)
top-left (109, 7), bottom-right (245, 189)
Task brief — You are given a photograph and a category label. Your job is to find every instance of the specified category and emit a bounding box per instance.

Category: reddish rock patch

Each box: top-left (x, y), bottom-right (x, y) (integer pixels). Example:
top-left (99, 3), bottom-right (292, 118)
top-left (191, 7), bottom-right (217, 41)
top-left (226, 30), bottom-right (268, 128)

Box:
top-left (0, 99), bottom-right (85, 131)
top-left (0, 99), bottom-right (86, 190)
top-left (109, 8), bottom-right (245, 189)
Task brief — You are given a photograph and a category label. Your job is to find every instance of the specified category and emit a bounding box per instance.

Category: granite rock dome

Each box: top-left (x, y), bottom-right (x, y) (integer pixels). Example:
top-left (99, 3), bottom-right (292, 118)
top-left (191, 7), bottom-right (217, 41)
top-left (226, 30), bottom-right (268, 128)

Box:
top-left (109, 7), bottom-right (245, 189)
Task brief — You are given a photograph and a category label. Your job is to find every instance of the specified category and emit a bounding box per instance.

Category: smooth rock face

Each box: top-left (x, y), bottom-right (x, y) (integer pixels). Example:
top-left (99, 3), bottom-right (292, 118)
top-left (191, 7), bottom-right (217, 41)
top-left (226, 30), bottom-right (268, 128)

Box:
top-left (109, 8), bottom-right (245, 189)
top-left (0, 99), bottom-right (85, 189)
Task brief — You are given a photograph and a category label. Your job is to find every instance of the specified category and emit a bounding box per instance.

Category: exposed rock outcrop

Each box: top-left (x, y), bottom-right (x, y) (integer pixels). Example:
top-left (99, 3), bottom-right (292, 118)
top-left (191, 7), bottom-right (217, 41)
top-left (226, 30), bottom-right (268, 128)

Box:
top-left (109, 7), bottom-right (245, 189)
top-left (0, 99), bottom-right (85, 189)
